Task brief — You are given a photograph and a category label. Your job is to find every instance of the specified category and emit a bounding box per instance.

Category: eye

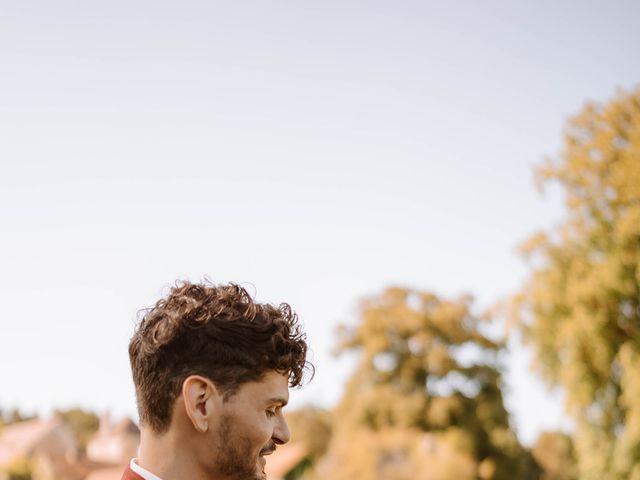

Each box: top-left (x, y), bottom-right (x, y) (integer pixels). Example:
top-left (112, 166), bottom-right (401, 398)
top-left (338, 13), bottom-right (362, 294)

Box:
top-left (266, 408), bottom-right (276, 417)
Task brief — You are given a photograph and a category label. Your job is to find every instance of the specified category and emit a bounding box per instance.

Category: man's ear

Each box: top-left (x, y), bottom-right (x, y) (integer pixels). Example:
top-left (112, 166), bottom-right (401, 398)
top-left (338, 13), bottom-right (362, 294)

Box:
top-left (181, 375), bottom-right (221, 433)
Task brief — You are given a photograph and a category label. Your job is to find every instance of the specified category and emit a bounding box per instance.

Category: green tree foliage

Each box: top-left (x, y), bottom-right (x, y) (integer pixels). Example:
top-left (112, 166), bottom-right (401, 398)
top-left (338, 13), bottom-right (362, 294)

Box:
top-left (515, 87), bottom-right (640, 480)
top-left (531, 431), bottom-right (578, 480)
top-left (321, 287), bottom-right (530, 479)
top-left (54, 408), bottom-right (100, 452)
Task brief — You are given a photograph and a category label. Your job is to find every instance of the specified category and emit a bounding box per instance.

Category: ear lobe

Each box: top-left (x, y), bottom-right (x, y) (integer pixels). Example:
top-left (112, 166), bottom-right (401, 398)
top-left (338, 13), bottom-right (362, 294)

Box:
top-left (182, 375), bottom-right (220, 433)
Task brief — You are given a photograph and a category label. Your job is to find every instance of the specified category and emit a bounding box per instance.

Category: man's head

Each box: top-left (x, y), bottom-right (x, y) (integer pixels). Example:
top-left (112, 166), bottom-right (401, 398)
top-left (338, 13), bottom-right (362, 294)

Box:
top-left (128, 281), bottom-right (312, 479)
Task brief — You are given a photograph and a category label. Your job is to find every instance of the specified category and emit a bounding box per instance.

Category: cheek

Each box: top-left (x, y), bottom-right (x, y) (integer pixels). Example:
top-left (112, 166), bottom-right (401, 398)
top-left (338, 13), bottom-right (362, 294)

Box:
top-left (236, 410), bottom-right (273, 448)
top-left (254, 414), bottom-right (274, 443)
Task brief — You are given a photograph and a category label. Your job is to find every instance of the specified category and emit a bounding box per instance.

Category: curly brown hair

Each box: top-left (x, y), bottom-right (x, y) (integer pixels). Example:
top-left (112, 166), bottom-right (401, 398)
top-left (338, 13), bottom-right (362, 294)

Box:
top-left (128, 280), bottom-right (312, 433)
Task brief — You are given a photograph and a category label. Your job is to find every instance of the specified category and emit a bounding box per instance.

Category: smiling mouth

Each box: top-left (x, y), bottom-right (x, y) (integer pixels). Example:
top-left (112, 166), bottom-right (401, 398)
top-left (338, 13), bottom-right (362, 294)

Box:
top-left (259, 445), bottom-right (276, 457)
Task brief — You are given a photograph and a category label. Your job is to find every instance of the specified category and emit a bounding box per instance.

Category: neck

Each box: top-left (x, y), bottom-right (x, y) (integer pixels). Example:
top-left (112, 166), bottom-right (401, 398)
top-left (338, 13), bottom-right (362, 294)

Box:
top-left (138, 428), bottom-right (213, 480)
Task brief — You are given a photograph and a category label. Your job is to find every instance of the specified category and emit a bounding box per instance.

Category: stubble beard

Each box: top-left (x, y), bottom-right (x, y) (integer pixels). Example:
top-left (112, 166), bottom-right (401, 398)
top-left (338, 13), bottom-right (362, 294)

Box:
top-left (215, 414), bottom-right (267, 480)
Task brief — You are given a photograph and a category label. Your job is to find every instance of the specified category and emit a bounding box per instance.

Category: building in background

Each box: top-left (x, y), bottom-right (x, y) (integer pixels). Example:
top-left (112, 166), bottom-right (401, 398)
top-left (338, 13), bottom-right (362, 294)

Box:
top-left (84, 414), bottom-right (139, 480)
top-left (0, 416), bottom-right (84, 480)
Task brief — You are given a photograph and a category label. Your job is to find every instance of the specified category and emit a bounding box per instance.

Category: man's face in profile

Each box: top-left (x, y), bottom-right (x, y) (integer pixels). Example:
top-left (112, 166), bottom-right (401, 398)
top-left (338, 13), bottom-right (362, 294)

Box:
top-left (209, 370), bottom-right (291, 480)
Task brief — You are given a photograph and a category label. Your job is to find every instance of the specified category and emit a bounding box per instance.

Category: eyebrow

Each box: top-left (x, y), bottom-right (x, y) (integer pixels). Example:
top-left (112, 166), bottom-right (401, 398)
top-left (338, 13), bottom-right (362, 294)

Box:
top-left (266, 397), bottom-right (288, 407)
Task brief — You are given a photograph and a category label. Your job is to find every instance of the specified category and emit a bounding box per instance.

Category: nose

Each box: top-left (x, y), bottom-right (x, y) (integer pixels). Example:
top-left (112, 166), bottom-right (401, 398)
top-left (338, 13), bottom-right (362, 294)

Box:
top-left (273, 415), bottom-right (290, 445)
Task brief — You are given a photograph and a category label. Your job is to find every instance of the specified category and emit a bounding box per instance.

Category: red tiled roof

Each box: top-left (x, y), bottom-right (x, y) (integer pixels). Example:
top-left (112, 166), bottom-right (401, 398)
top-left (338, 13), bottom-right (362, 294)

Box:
top-left (0, 417), bottom-right (65, 465)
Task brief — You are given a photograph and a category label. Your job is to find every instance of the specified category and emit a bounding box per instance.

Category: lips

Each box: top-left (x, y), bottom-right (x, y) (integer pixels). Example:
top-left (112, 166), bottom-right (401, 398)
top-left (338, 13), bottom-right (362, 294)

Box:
top-left (259, 442), bottom-right (277, 457)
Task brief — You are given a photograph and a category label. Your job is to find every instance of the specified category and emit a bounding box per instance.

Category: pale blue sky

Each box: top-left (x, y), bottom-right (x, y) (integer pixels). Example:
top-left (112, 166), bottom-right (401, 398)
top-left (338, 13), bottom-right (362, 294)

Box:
top-left (1, 1), bottom-right (638, 445)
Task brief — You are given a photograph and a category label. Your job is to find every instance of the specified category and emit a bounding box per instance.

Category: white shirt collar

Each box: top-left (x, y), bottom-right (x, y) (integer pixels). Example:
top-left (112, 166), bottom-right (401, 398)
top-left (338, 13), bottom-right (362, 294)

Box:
top-left (130, 459), bottom-right (163, 480)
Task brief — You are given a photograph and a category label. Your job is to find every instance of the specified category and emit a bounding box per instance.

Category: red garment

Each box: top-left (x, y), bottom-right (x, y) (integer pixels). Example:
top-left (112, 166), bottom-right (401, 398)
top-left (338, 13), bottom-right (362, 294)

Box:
top-left (121, 465), bottom-right (145, 480)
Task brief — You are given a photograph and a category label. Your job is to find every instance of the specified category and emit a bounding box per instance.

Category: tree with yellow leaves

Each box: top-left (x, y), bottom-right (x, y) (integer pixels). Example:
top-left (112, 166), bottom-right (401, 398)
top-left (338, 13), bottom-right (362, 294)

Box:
top-left (515, 87), bottom-right (640, 480)
top-left (320, 287), bottom-right (532, 479)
